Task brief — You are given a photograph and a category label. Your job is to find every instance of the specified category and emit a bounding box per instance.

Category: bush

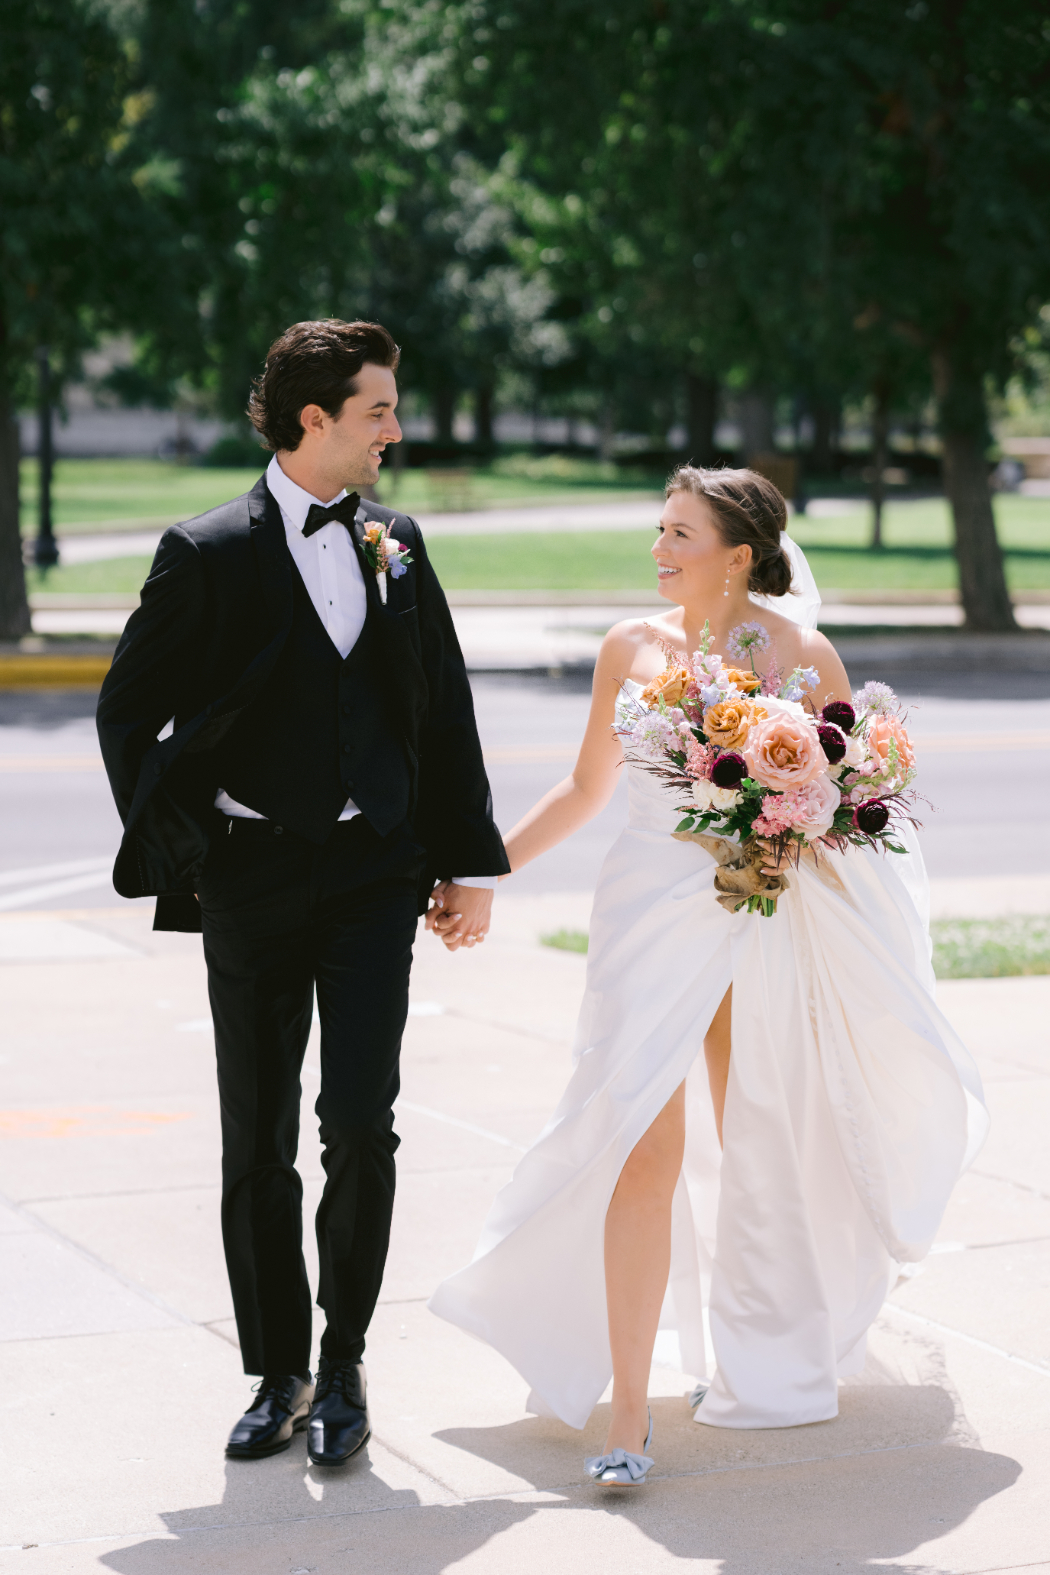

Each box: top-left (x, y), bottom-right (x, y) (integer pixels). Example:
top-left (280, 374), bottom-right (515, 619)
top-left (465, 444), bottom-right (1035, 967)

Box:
top-left (202, 432), bottom-right (269, 468)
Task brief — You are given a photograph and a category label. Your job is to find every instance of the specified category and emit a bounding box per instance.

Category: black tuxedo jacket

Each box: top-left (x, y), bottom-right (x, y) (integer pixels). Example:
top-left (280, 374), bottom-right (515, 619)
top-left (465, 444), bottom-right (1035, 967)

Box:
top-left (96, 474), bottom-right (509, 931)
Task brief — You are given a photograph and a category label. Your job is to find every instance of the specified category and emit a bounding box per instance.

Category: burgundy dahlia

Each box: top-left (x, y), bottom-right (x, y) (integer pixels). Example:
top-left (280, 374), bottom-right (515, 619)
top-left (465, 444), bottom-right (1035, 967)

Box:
top-left (711, 751), bottom-right (747, 788)
top-left (816, 723), bottom-right (847, 764)
top-left (822, 700), bottom-right (856, 733)
top-left (854, 798), bottom-right (889, 834)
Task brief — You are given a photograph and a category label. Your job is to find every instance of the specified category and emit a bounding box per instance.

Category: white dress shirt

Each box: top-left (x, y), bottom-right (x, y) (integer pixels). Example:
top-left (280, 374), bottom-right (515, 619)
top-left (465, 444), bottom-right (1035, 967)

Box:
top-left (216, 455), bottom-right (496, 889)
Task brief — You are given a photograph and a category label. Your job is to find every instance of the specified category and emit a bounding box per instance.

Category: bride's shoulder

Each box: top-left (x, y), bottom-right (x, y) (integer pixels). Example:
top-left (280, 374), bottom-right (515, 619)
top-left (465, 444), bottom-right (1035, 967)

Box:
top-left (797, 625), bottom-right (851, 702)
top-left (597, 616), bottom-right (669, 673)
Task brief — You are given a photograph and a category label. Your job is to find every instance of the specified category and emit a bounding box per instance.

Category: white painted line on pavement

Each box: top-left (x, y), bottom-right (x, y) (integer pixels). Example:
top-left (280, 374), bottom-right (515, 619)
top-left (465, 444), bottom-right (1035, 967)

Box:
top-left (0, 870), bottom-right (116, 912)
top-left (0, 857), bottom-right (112, 890)
top-left (884, 1302), bottom-right (1050, 1376)
top-left (397, 1100), bottom-right (527, 1154)
top-left (300, 1062), bottom-right (525, 1153)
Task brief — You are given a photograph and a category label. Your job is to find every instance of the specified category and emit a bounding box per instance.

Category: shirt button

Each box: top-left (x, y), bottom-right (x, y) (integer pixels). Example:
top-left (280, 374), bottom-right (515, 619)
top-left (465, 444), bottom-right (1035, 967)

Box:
top-left (342, 705), bottom-right (351, 715)
top-left (154, 763), bottom-right (162, 775)
top-left (274, 826), bottom-right (283, 836)
top-left (343, 744), bottom-right (351, 754)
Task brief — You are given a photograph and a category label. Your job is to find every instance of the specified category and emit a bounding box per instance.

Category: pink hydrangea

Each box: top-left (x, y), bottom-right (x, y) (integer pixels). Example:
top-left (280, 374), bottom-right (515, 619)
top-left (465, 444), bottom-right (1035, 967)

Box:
top-left (752, 794), bottom-right (809, 837)
top-left (752, 778), bottom-right (840, 841)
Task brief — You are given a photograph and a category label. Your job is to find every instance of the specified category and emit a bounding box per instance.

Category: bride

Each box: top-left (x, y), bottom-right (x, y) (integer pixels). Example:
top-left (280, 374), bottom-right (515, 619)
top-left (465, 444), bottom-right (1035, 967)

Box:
top-left (427, 466), bottom-right (988, 1485)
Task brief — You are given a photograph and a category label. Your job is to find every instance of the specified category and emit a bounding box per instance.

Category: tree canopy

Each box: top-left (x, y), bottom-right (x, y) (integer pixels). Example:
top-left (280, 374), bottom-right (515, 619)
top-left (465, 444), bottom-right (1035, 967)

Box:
top-left (3, 0), bottom-right (1050, 634)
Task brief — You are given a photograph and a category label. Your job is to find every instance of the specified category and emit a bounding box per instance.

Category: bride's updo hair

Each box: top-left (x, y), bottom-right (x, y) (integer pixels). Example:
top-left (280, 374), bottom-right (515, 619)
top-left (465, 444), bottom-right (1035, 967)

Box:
top-left (666, 465), bottom-right (795, 598)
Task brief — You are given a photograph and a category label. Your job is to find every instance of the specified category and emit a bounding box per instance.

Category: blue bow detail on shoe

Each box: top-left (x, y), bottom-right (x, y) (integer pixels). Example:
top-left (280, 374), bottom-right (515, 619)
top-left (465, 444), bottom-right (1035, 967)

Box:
top-left (584, 1447), bottom-right (654, 1483)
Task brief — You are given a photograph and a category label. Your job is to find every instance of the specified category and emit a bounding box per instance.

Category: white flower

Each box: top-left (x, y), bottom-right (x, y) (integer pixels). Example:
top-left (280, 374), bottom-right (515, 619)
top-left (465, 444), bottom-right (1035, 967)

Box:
top-left (842, 734), bottom-right (869, 767)
top-left (692, 780), bottom-right (742, 811)
top-left (755, 693), bottom-right (806, 720)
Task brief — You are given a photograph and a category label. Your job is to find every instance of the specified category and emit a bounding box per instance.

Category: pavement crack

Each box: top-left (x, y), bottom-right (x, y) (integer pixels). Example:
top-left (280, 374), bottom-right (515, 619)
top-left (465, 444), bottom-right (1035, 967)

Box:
top-left (970, 1166), bottom-right (1050, 1204)
top-left (0, 1187), bottom-right (194, 1328)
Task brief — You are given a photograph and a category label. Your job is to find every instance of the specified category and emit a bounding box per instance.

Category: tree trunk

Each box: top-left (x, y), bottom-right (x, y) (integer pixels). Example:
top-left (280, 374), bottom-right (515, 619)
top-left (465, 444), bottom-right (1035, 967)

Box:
top-left (870, 380), bottom-right (889, 551)
top-left (811, 397), bottom-right (839, 474)
top-left (474, 383), bottom-right (494, 449)
top-left (0, 392), bottom-right (31, 641)
top-left (738, 389), bottom-right (775, 463)
top-left (432, 385), bottom-right (457, 446)
top-left (932, 350), bottom-right (1017, 632)
top-left (597, 399), bottom-right (616, 462)
top-left (685, 373), bottom-right (718, 465)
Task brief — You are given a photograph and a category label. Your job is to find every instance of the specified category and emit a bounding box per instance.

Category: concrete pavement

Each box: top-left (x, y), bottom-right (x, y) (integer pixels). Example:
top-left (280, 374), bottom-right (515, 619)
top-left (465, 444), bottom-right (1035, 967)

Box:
top-left (2, 670), bottom-right (1049, 1572)
top-left (1, 893), bottom-right (1048, 1573)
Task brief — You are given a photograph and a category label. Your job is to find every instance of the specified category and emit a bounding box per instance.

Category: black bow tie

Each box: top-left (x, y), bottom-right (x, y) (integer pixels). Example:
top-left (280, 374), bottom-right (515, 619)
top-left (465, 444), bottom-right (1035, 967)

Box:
top-left (302, 493), bottom-right (361, 539)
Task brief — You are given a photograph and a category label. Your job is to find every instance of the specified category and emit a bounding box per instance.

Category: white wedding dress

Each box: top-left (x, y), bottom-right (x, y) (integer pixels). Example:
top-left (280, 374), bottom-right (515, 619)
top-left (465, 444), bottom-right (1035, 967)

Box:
top-left (429, 550), bottom-right (989, 1431)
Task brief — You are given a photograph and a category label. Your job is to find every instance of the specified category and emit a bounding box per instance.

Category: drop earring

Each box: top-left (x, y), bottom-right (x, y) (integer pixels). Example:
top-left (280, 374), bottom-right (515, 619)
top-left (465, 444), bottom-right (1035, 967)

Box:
top-left (723, 574), bottom-right (730, 598)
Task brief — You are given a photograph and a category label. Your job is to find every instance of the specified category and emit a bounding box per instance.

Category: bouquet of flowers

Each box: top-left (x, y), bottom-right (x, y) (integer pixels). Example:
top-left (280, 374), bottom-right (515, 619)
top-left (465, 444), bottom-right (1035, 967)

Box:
top-left (614, 620), bottom-right (919, 916)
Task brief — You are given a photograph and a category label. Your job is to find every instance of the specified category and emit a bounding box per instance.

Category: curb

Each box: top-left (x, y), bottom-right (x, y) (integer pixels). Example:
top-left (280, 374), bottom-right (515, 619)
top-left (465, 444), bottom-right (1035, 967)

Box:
top-left (0, 653), bottom-right (114, 688)
top-left (26, 588), bottom-right (1050, 611)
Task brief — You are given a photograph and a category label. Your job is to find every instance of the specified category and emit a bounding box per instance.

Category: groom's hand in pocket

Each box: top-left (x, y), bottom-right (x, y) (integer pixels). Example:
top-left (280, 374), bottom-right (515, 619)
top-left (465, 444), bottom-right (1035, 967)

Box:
top-left (426, 882), bottom-right (493, 951)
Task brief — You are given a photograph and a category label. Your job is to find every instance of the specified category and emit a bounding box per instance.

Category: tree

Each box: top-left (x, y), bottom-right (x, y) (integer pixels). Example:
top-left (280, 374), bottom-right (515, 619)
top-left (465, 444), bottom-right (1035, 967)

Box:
top-left (447, 0), bottom-right (1050, 630)
top-left (0, 0), bottom-right (162, 639)
top-left (125, 2), bottom-right (561, 442)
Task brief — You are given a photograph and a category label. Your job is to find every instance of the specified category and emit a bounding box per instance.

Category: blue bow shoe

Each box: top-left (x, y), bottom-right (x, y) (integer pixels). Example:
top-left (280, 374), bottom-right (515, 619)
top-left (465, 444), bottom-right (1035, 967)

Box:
top-left (585, 1410), bottom-right (654, 1485)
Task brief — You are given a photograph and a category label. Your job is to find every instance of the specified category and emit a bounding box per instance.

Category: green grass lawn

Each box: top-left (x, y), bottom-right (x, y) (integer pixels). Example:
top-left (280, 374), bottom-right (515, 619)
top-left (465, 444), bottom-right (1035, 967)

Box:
top-left (25, 523), bottom-right (1050, 596)
top-left (20, 458), bottom-right (1050, 594)
top-left (543, 919), bottom-right (1050, 977)
top-left (18, 455), bottom-right (662, 535)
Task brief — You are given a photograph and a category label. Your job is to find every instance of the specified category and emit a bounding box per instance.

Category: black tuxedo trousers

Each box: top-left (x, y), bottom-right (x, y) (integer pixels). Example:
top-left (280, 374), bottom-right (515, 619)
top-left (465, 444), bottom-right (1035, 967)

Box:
top-left (198, 812), bottom-right (422, 1376)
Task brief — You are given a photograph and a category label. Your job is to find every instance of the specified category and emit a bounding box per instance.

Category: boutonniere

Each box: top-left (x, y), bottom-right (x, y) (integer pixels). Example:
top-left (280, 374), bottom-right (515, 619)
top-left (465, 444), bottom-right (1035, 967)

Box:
top-left (362, 522), bottom-right (413, 604)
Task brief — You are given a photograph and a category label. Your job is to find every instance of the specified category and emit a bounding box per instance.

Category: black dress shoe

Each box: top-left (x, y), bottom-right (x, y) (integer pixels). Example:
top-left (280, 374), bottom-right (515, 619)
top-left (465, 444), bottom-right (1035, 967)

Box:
top-left (226, 1373), bottom-right (314, 1459)
top-left (307, 1359), bottom-right (371, 1466)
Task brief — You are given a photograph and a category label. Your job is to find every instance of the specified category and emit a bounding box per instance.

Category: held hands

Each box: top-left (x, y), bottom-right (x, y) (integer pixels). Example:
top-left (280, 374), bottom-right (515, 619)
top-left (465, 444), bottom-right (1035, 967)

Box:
top-left (425, 882), bottom-right (494, 951)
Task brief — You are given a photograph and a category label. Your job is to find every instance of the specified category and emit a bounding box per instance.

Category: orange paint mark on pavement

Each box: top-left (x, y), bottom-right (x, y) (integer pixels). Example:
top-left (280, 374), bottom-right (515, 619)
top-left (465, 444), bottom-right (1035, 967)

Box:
top-left (0, 1107), bottom-right (191, 1138)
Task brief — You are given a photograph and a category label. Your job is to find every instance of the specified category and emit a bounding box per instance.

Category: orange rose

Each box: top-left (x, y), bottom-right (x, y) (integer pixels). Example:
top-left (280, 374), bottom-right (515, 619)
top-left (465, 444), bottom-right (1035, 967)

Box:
top-left (641, 666), bottom-right (691, 708)
top-left (703, 697), bottom-right (763, 749)
top-left (745, 711), bottom-right (827, 789)
top-left (867, 714), bottom-right (915, 774)
top-left (722, 666), bottom-right (762, 695)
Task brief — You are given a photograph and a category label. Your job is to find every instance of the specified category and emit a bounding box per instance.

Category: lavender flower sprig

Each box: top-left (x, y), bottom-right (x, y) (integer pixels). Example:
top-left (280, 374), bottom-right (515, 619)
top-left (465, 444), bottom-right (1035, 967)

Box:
top-left (854, 680), bottom-right (898, 716)
top-left (726, 621), bottom-right (771, 672)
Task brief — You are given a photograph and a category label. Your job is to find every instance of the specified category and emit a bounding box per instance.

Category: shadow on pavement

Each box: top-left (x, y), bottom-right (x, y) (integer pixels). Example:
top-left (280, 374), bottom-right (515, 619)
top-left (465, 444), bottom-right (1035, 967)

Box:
top-left (431, 1385), bottom-right (1021, 1572)
top-left (97, 1445), bottom-right (536, 1574)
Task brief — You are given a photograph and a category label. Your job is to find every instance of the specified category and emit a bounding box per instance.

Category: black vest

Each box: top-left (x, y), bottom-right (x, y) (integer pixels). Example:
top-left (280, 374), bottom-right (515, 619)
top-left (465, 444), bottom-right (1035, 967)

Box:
top-left (211, 563), bottom-right (412, 842)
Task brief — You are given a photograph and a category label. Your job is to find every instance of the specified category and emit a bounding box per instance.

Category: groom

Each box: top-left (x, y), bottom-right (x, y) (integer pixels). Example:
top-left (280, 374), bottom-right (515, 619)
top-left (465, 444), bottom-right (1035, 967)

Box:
top-left (97, 319), bottom-right (508, 1465)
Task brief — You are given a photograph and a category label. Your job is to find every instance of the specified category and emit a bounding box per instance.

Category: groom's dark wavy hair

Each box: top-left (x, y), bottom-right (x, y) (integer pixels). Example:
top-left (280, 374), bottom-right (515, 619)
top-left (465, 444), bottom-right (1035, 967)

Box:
top-left (247, 319), bottom-right (401, 452)
top-left (666, 465), bottom-right (795, 598)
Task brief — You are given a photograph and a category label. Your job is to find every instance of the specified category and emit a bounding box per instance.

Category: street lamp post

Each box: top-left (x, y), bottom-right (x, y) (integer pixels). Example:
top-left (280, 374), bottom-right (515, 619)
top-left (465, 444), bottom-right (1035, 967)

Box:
top-left (34, 345), bottom-right (59, 570)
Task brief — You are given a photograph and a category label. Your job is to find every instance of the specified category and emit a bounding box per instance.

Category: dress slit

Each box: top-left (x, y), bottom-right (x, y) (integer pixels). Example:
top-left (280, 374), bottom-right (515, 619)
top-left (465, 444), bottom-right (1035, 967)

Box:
top-left (429, 686), bottom-right (987, 1431)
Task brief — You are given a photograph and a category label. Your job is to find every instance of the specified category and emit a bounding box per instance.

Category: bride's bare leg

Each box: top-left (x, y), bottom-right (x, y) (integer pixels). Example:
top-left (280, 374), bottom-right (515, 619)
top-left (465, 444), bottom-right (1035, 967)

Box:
top-left (603, 1082), bottom-right (686, 1454)
top-left (704, 985), bottom-right (732, 1147)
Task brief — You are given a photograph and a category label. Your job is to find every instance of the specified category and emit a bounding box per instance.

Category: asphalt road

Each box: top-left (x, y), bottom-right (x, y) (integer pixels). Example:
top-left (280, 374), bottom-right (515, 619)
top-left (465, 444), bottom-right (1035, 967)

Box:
top-left (1, 670), bottom-right (1049, 914)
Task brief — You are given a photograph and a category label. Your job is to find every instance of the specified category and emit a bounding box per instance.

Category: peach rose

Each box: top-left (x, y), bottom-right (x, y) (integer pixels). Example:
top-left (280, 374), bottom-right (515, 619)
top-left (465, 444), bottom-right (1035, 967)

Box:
top-left (745, 711), bottom-right (827, 790)
top-left (866, 714), bottom-right (915, 775)
top-left (791, 775), bottom-right (842, 840)
top-left (722, 665), bottom-right (762, 695)
top-left (703, 697), bottom-right (763, 750)
top-left (641, 665), bottom-right (691, 708)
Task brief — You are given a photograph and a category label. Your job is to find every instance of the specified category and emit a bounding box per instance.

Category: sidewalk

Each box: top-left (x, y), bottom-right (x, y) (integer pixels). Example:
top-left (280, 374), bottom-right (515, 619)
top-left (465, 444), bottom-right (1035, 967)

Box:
top-left (1, 887), bottom-right (1048, 1573)
top-left (22, 598), bottom-right (1050, 654)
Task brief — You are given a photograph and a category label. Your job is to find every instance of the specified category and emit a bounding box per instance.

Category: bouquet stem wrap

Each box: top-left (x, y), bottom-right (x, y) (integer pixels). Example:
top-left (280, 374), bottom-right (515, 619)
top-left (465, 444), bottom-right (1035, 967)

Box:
top-left (672, 830), bottom-right (789, 916)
